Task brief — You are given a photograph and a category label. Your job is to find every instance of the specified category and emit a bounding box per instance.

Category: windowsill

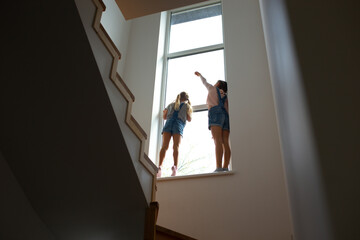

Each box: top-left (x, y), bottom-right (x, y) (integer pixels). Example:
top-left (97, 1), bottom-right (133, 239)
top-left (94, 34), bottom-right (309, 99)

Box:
top-left (157, 170), bottom-right (235, 182)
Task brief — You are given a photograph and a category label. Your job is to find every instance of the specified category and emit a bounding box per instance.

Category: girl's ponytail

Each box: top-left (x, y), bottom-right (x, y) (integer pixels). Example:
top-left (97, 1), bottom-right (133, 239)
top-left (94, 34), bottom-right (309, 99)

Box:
top-left (174, 93), bottom-right (181, 110)
top-left (175, 91), bottom-right (192, 113)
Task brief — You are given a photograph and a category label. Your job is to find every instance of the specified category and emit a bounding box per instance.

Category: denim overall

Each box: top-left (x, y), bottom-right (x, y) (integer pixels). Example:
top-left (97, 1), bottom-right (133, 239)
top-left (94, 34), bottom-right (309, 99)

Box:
top-left (162, 102), bottom-right (186, 135)
top-left (208, 88), bottom-right (229, 130)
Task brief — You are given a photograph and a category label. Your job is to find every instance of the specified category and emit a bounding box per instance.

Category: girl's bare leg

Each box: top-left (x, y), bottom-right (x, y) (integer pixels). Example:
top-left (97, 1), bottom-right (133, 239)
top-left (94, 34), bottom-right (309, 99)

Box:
top-left (222, 130), bottom-right (231, 169)
top-left (172, 134), bottom-right (182, 167)
top-left (211, 126), bottom-right (223, 169)
top-left (159, 132), bottom-right (172, 167)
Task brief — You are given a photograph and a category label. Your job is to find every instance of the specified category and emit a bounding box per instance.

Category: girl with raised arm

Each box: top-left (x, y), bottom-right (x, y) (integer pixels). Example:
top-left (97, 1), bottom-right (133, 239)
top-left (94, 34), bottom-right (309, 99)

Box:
top-left (195, 71), bottom-right (231, 172)
top-left (157, 92), bottom-right (193, 177)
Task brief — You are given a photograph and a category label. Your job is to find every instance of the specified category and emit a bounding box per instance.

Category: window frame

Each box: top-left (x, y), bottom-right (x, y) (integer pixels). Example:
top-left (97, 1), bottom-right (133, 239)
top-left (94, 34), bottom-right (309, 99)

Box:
top-left (157, 1), bottom-right (225, 175)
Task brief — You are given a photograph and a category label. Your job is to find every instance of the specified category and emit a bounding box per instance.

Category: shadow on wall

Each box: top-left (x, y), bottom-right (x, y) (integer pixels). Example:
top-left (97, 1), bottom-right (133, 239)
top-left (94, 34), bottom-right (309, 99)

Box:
top-left (260, 0), bottom-right (360, 239)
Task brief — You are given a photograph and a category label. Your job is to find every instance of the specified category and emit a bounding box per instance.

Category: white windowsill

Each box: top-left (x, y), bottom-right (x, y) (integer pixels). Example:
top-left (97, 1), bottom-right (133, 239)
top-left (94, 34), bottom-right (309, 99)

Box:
top-left (157, 170), bottom-right (235, 182)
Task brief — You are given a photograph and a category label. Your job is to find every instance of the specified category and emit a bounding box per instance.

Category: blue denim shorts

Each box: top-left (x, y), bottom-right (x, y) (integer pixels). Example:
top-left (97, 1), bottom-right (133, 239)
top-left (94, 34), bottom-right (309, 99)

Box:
top-left (208, 106), bottom-right (230, 131)
top-left (162, 118), bottom-right (185, 135)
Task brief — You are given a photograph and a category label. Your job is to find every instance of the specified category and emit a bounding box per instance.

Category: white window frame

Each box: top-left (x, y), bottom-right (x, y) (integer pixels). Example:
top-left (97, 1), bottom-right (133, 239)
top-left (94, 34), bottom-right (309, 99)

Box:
top-left (157, 1), bottom-right (225, 175)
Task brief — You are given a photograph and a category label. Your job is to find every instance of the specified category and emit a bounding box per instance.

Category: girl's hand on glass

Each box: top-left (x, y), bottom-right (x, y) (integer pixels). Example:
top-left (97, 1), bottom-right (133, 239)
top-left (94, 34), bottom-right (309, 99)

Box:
top-left (195, 71), bottom-right (201, 77)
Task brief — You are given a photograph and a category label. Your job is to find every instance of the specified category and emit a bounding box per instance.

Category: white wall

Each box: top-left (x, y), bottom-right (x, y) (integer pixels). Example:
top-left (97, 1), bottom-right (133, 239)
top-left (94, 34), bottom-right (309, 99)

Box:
top-left (101, 0), bottom-right (132, 76)
top-left (113, 0), bottom-right (293, 238)
top-left (122, 13), bottom-right (162, 155)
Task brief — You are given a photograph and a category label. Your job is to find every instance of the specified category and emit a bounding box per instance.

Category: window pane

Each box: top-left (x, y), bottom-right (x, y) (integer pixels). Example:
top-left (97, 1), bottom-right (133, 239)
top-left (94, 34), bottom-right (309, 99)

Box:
top-left (165, 50), bottom-right (225, 107)
top-left (160, 111), bottom-right (216, 177)
top-left (169, 4), bottom-right (223, 53)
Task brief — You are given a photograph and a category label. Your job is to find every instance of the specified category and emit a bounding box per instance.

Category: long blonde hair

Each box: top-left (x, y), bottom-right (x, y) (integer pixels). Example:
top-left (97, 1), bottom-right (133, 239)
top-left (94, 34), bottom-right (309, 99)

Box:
top-left (174, 92), bottom-right (193, 114)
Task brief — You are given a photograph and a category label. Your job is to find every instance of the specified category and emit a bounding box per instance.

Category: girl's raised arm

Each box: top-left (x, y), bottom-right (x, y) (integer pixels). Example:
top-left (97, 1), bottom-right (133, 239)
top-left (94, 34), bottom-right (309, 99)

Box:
top-left (195, 71), bottom-right (211, 89)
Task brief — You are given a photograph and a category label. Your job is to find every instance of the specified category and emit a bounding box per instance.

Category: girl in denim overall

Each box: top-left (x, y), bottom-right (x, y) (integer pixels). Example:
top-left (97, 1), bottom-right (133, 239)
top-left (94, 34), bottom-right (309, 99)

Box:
top-left (157, 92), bottom-right (193, 177)
top-left (195, 71), bottom-right (231, 172)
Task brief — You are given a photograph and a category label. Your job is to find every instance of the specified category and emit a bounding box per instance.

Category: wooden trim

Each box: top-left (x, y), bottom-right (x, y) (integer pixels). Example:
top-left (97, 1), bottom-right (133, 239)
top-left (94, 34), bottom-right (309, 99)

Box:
top-left (131, 115), bottom-right (147, 139)
top-left (116, 73), bottom-right (135, 101)
top-left (97, 0), bottom-right (106, 11)
top-left (152, 176), bottom-right (157, 203)
top-left (100, 24), bottom-right (121, 59)
top-left (144, 153), bottom-right (158, 173)
top-left (144, 202), bottom-right (159, 240)
top-left (91, 0), bottom-right (157, 202)
top-left (156, 225), bottom-right (197, 240)
top-left (93, 0), bottom-right (104, 31)
top-left (113, 74), bottom-right (134, 104)
top-left (145, 153), bottom-right (158, 202)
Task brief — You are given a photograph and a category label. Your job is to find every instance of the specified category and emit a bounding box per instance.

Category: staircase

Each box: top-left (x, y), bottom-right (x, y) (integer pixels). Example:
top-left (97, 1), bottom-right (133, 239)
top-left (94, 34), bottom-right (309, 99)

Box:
top-left (74, 1), bottom-right (202, 239)
top-left (0, 0), bottom-right (157, 239)
top-left (75, 0), bottom-right (162, 238)
top-left (75, 0), bottom-right (158, 205)
top-left (75, 0), bottom-right (201, 239)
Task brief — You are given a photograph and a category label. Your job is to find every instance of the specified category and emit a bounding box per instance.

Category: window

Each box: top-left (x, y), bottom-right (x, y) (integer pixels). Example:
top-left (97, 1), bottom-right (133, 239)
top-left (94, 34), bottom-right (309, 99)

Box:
top-left (159, 2), bottom-right (225, 177)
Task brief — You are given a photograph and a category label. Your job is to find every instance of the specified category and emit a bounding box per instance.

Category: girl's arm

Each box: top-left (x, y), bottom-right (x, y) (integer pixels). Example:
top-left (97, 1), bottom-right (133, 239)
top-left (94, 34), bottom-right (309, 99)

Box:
top-left (224, 98), bottom-right (229, 114)
top-left (162, 108), bottom-right (168, 120)
top-left (187, 114), bottom-right (192, 122)
top-left (186, 111), bottom-right (192, 122)
top-left (186, 103), bottom-right (193, 122)
top-left (195, 71), bottom-right (212, 89)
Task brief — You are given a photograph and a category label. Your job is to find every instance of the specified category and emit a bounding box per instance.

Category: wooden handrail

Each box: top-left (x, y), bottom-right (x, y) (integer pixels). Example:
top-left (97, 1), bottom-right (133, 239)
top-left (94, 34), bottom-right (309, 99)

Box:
top-left (91, 0), bottom-right (157, 201)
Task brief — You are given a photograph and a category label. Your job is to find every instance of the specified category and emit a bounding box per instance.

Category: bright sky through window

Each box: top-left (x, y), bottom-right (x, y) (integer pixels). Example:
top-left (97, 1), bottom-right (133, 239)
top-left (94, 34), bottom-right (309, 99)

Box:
top-left (169, 4), bottom-right (223, 53)
top-left (165, 50), bottom-right (225, 107)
